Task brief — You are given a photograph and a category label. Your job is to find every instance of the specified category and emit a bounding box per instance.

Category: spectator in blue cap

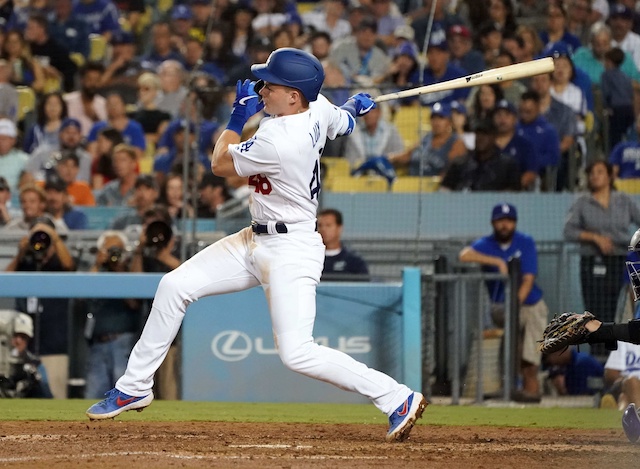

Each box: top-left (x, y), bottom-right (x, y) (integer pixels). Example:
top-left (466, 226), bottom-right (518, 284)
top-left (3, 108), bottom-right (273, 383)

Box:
top-left (26, 117), bottom-right (93, 185)
top-left (459, 202), bottom-right (548, 403)
top-left (610, 2), bottom-right (640, 70)
top-left (387, 41), bottom-right (420, 87)
top-left (418, 28), bottom-right (469, 106)
top-left (170, 4), bottom-right (195, 53)
top-left (99, 30), bottom-right (144, 105)
top-left (450, 100), bottom-right (475, 151)
top-left (493, 99), bottom-right (537, 190)
top-left (517, 90), bottom-right (560, 190)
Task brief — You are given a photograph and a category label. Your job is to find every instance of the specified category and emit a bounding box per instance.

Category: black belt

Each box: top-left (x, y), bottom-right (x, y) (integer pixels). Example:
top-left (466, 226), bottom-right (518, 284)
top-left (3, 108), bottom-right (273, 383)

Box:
top-left (251, 222), bottom-right (288, 234)
top-left (94, 333), bottom-right (122, 343)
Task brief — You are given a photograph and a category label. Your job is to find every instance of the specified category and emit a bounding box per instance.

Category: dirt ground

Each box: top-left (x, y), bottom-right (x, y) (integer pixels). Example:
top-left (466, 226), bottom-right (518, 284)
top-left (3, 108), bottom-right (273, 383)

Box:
top-left (0, 421), bottom-right (637, 469)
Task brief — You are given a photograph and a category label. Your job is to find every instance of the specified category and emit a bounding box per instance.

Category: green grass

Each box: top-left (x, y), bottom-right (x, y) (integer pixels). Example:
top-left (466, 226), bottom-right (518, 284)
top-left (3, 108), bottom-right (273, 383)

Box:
top-left (0, 400), bottom-right (622, 429)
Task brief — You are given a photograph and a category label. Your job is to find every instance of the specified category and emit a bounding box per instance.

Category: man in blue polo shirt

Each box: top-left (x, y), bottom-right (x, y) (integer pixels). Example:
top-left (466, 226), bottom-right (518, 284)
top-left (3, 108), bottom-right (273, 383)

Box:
top-left (458, 203), bottom-right (549, 402)
top-left (418, 32), bottom-right (470, 107)
top-left (517, 90), bottom-right (561, 190)
top-left (493, 99), bottom-right (538, 190)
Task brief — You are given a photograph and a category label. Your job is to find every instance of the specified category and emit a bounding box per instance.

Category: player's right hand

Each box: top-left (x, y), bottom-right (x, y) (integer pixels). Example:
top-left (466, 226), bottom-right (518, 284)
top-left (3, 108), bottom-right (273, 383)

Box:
top-left (348, 92), bottom-right (376, 116)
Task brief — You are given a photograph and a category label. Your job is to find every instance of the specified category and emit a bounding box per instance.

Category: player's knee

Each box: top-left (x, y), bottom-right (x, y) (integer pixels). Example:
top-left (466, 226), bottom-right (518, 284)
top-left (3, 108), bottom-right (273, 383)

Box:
top-left (155, 271), bottom-right (190, 307)
top-left (278, 341), bottom-right (314, 373)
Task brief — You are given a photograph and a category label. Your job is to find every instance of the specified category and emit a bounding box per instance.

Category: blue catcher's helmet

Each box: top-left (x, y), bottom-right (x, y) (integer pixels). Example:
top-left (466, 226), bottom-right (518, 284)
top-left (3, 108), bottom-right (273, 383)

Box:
top-left (626, 228), bottom-right (640, 301)
top-left (251, 48), bottom-right (325, 102)
top-left (623, 403), bottom-right (640, 443)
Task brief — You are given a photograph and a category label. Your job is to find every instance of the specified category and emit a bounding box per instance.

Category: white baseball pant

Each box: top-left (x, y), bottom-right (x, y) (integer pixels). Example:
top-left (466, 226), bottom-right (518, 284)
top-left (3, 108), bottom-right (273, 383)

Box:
top-left (116, 224), bottom-right (412, 415)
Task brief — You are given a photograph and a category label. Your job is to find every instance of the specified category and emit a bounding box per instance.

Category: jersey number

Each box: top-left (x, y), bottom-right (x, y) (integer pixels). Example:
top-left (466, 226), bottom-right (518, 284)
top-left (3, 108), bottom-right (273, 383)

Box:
top-left (309, 160), bottom-right (321, 200)
top-left (248, 174), bottom-right (272, 195)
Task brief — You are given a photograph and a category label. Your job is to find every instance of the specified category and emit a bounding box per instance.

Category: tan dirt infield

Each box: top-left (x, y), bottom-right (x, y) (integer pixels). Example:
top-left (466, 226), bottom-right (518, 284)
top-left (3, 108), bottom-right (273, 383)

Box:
top-left (0, 421), bottom-right (636, 468)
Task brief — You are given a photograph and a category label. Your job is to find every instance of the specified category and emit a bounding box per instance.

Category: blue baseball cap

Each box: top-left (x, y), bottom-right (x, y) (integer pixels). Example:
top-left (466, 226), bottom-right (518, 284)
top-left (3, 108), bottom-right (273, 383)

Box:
top-left (491, 203), bottom-right (517, 221)
top-left (430, 102), bottom-right (451, 118)
top-left (60, 117), bottom-right (82, 132)
top-left (428, 34), bottom-right (448, 51)
top-left (494, 99), bottom-right (517, 114)
top-left (610, 3), bottom-right (634, 20)
top-left (172, 5), bottom-right (193, 20)
top-left (450, 100), bottom-right (466, 115)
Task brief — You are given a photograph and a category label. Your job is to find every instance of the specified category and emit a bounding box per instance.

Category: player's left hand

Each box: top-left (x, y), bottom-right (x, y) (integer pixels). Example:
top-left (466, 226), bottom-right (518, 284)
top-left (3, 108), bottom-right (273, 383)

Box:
top-left (348, 93), bottom-right (376, 116)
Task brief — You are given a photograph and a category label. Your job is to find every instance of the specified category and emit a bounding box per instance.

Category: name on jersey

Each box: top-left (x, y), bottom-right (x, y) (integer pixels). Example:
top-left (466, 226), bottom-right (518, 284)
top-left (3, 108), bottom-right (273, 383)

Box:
top-left (309, 121), bottom-right (321, 148)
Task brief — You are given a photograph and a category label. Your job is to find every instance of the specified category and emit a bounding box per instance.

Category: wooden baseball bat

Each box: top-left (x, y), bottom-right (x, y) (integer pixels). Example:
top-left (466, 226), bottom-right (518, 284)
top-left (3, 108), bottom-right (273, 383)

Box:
top-left (374, 57), bottom-right (555, 103)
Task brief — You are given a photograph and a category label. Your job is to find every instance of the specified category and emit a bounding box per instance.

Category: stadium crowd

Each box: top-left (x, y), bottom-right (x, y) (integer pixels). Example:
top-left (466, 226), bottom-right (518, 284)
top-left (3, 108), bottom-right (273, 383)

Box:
top-left (1, 0), bottom-right (640, 399)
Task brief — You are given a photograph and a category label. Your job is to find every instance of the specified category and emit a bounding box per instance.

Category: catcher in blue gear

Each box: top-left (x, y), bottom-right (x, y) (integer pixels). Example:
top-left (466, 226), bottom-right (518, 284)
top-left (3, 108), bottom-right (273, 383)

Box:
top-left (539, 228), bottom-right (640, 443)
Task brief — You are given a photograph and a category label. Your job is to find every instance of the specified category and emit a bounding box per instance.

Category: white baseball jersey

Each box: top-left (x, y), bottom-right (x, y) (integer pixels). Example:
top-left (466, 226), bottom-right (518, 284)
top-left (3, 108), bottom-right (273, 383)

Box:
top-left (605, 341), bottom-right (640, 379)
top-left (228, 94), bottom-right (353, 223)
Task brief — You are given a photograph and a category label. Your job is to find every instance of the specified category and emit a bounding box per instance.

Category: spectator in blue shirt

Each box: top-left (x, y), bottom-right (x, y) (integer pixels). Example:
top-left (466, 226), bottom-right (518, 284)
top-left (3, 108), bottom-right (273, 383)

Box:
top-left (459, 203), bottom-right (549, 402)
top-left (517, 90), bottom-right (561, 190)
top-left (72, 0), bottom-right (121, 39)
top-left (609, 117), bottom-right (640, 179)
top-left (49, 0), bottom-right (90, 59)
top-left (318, 208), bottom-right (369, 281)
top-left (87, 93), bottom-right (146, 161)
top-left (140, 22), bottom-right (185, 72)
top-left (418, 32), bottom-right (470, 107)
top-left (447, 24), bottom-right (485, 75)
top-left (493, 99), bottom-right (538, 190)
top-left (544, 347), bottom-right (604, 396)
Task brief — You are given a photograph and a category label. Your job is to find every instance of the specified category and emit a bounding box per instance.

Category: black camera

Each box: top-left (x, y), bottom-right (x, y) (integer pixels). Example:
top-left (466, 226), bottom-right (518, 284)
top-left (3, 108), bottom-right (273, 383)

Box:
top-left (145, 220), bottom-right (172, 250)
top-left (28, 231), bottom-right (51, 260)
top-left (105, 246), bottom-right (123, 266)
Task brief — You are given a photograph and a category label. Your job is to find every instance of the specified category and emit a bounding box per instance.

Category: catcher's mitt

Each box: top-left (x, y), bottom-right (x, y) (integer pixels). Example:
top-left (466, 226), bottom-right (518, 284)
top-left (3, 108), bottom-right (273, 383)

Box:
top-left (538, 311), bottom-right (596, 354)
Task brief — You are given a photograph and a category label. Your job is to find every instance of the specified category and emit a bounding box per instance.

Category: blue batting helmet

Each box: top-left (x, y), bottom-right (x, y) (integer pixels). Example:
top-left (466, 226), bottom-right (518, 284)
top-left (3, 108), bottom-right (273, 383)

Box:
top-left (251, 48), bottom-right (325, 102)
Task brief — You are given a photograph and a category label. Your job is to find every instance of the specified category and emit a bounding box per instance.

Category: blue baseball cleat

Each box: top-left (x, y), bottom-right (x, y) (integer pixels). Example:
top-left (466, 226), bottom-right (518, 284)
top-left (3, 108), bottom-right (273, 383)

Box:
top-left (622, 403), bottom-right (640, 443)
top-left (86, 388), bottom-right (154, 420)
top-left (385, 391), bottom-right (428, 442)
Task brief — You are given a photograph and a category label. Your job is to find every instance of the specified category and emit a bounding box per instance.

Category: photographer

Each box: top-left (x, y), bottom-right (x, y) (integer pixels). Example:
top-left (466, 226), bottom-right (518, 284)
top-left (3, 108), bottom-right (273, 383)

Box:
top-left (5, 215), bottom-right (75, 399)
top-left (130, 205), bottom-right (181, 274)
top-left (85, 231), bottom-right (142, 399)
top-left (130, 205), bottom-right (181, 399)
top-left (0, 312), bottom-right (53, 399)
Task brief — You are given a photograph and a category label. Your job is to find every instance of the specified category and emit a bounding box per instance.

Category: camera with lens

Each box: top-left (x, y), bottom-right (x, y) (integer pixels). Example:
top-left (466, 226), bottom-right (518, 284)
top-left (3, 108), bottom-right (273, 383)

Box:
top-left (104, 246), bottom-right (124, 267)
top-left (28, 230), bottom-right (51, 262)
top-left (145, 219), bottom-right (173, 250)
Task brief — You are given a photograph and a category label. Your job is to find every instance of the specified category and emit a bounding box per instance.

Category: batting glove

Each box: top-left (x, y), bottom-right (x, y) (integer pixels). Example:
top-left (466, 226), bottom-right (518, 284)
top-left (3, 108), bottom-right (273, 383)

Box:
top-left (226, 79), bottom-right (265, 134)
top-left (340, 92), bottom-right (376, 118)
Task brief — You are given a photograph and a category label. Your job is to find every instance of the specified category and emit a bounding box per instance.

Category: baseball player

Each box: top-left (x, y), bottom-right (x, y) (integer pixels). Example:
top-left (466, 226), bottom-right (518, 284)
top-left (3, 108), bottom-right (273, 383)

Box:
top-left (539, 227), bottom-right (640, 443)
top-left (86, 48), bottom-right (427, 442)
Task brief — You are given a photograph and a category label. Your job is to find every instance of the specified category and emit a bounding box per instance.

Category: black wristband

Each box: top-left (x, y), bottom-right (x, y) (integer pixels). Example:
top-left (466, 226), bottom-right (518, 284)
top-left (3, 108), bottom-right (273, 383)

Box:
top-left (588, 321), bottom-right (640, 346)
